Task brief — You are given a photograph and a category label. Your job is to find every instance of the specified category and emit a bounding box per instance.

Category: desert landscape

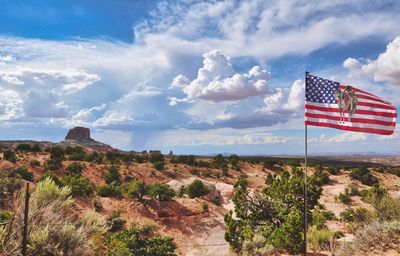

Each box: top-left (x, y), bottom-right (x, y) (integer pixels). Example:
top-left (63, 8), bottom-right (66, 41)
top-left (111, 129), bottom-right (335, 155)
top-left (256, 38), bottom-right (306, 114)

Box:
top-left (1, 1), bottom-right (400, 255)
top-left (1, 127), bottom-right (399, 255)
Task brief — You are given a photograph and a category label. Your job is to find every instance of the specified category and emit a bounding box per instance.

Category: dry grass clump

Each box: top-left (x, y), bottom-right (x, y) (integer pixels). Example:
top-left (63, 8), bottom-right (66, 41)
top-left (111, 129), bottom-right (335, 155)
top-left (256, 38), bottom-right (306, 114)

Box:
top-left (338, 220), bottom-right (400, 255)
top-left (307, 226), bottom-right (335, 254)
top-left (242, 234), bottom-right (276, 256)
top-left (0, 177), bottom-right (106, 255)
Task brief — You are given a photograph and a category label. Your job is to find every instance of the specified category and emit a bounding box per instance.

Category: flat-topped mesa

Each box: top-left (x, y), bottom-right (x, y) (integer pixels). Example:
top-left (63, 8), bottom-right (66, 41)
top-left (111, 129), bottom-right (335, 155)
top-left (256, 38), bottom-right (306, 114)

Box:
top-left (65, 127), bottom-right (94, 142)
top-left (61, 127), bottom-right (115, 151)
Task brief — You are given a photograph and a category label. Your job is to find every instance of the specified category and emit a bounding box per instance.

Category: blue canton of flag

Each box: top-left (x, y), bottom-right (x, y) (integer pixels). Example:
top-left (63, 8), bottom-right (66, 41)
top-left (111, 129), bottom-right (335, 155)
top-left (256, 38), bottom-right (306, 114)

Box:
top-left (306, 75), bottom-right (339, 104)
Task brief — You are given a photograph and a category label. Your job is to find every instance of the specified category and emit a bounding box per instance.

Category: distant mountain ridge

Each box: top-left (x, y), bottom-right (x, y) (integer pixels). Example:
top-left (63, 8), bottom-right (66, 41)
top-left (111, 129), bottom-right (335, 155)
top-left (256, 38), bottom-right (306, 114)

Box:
top-left (0, 127), bottom-right (116, 152)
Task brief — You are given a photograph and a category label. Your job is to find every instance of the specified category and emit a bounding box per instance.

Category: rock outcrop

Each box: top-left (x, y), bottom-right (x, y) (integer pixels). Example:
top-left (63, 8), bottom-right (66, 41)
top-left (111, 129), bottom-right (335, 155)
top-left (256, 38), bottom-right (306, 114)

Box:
top-left (62, 127), bottom-right (114, 151)
top-left (65, 127), bottom-right (93, 142)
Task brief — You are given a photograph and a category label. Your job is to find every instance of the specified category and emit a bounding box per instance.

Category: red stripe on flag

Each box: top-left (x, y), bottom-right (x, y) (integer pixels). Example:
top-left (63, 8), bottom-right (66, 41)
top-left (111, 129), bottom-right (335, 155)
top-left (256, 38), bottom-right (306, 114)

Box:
top-left (305, 104), bottom-right (397, 118)
top-left (304, 120), bottom-right (394, 135)
top-left (355, 94), bottom-right (390, 105)
top-left (339, 84), bottom-right (386, 100)
top-left (305, 112), bottom-right (396, 126)
top-left (357, 101), bottom-right (396, 110)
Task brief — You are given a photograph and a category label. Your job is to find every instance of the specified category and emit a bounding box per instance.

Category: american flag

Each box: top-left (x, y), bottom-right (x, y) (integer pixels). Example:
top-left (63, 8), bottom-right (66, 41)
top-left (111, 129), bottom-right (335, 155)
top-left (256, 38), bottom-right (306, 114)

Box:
top-left (305, 74), bottom-right (397, 135)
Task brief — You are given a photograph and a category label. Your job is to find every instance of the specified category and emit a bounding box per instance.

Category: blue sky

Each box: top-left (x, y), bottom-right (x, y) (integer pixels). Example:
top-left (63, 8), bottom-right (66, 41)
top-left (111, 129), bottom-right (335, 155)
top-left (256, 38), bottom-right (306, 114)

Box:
top-left (0, 0), bottom-right (399, 155)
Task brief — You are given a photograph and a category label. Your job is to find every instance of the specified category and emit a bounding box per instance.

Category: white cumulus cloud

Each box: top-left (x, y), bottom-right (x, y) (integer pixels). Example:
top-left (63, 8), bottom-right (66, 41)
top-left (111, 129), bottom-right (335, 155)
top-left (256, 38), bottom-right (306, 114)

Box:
top-left (206, 79), bottom-right (305, 129)
top-left (343, 37), bottom-right (400, 86)
top-left (343, 57), bottom-right (361, 70)
top-left (171, 50), bottom-right (270, 103)
top-left (0, 55), bottom-right (13, 63)
top-left (362, 36), bottom-right (400, 85)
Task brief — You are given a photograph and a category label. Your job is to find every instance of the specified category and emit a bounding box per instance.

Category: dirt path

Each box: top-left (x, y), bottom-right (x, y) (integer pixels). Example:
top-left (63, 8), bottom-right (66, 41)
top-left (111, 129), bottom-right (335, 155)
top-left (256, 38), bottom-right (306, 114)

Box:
top-left (168, 177), bottom-right (234, 256)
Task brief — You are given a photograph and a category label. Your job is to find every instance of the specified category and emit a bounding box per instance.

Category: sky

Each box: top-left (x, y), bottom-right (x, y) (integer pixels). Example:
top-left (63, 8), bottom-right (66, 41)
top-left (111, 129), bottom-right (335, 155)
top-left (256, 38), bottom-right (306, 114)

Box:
top-left (0, 0), bottom-right (399, 155)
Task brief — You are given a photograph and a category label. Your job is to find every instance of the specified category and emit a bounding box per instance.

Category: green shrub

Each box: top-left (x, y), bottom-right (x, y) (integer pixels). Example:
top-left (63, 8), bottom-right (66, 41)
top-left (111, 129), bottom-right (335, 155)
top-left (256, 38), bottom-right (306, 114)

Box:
top-left (66, 162), bottom-right (84, 174)
top-left (186, 179), bottom-right (209, 198)
top-left (224, 170), bottom-right (322, 254)
top-left (121, 153), bottom-right (134, 164)
top-left (242, 234), bottom-right (275, 256)
top-left (172, 155), bottom-right (196, 166)
top-left (134, 154), bottom-right (147, 163)
top-left (68, 152), bottom-right (87, 161)
top-left (152, 161), bottom-right (164, 171)
top-left (148, 183), bottom-right (175, 201)
top-left (178, 185), bottom-right (186, 197)
top-left (61, 174), bottom-right (94, 196)
top-left (38, 171), bottom-right (62, 186)
top-left (338, 188), bottom-right (351, 204)
top-left (105, 226), bottom-right (176, 256)
top-left (262, 159), bottom-right (278, 168)
top-left (95, 154), bottom-right (104, 164)
top-left (3, 149), bottom-right (16, 163)
top-left (333, 231), bottom-right (344, 239)
top-left (388, 167), bottom-right (400, 177)
top-left (327, 167), bottom-right (340, 175)
top-left (0, 174), bottom-right (22, 197)
top-left (32, 144), bottom-right (41, 152)
top-left (45, 157), bottom-right (62, 171)
top-left (49, 146), bottom-right (65, 159)
top-left (202, 203), bottom-right (209, 212)
top-left (360, 186), bottom-right (387, 206)
top-left (93, 199), bottom-right (103, 212)
top-left (104, 165), bottom-right (120, 184)
top-left (375, 196), bottom-right (400, 221)
top-left (322, 210), bottom-right (336, 221)
top-left (202, 169), bottom-right (212, 177)
top-left (269, 210), bottom-right (303, 253)
top-left (221, 167), bottom-right (229, 177)
top-left (340, 207), bottom-right (372, 224)
top-left (97, 184), bottom-right (123, 197)
top-left (190, 169), bottom-right (199, 176)
top-left (124, 175), bottom-right (134, 182)
top-left (212, 195), bottom-right (222, 205)
top-left (307, 226), bottom-right (333, 253)
top-left (45, 147), bottom-right (65, 171)
top-left (350, 167), bottom-right (379, 186)
top-left (196, 160), bottom-right (211, 168)
top-left (105, 151), bottom-right (122, 163)
top-left (29, 159), bottom-right (41, 167)
top-left (211, 154), bottom-right (228, 170)
top-left (65, 146), bottom-right (84, 155)
top-left (126, 179), bottom-right (147, 200)
top-left (13, 167), bottom-right (34, 182)
top-left (313, 170), bottom-right (330, 185)
top-left (228, 154), bottom-right (239, 166)
top-left (107, 210), bottom-right (126, 232)
top-left (286, 159), bottom-right (301, 167)
top-left (233, 165), bottom-right (241, 171)
top-left (348, 184), bottom-right (360, 196)
top-left (0, 210), bottom-right (13, 225)
top-left (311, 210), bottom-right (336, 229)
top-left (149, 152), bottom-right (164, 163)
top-left (16, 143), bottom-right (32, 151)
top-left (84, 151), bottom-right (100, 162)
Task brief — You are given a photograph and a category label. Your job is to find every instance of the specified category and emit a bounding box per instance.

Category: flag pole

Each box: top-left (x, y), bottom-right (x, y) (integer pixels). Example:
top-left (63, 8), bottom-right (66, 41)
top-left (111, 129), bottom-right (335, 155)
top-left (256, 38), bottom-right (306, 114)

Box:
top-left (304, 71), bottom-right (309, 256)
